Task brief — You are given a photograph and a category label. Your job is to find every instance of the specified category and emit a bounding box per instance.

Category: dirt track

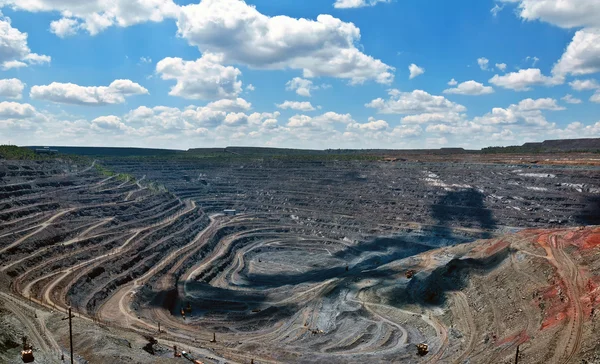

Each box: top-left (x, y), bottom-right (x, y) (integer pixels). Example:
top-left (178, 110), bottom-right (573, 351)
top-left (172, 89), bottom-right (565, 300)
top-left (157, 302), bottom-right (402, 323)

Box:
top-left (2, 156), bottom-right (600, 363)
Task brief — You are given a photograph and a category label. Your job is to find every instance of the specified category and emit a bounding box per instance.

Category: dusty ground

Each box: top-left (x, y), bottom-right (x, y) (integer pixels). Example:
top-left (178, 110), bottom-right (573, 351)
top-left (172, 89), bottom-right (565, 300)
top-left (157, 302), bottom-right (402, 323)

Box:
top-left (0, 154), bottom-right (599, 363)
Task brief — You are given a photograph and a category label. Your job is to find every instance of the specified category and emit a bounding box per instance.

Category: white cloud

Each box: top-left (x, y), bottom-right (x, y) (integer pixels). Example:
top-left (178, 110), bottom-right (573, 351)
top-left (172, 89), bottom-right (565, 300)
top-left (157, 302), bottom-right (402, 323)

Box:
top-left (347, 117), bottom-right (389, 131)
top-left (49, 17), bottom-right (79, 38)
top-left (443, 80), bottom-right (494, 95)
top-left (91, 115), bottom-right (129, 131)
top-left (0, 12), bottom-right (51, 68)
top-left (0, 101), bottom-right (36, 119)
top-left (333, 0), bottom-right (391, 9)
top-left (24, 53), bottom-right (50, 65)
top-left (473, 97), bottom-right (564, 126)
top-left (0, 78), bottom-right (24, 99)
top-left (501, 2), bottom-right (600, 77)
top-left (246, 84), bottom-right (255, 91)
top-left (30, 79), bottom-right (149, 105)
top-left (1, 60), bottom-right (26, 70)
top-left (517, 98), bottom-right (565, 111)
top-left (447, 78), bottom-right (458, 86)
top-left (489, 68), bottom-right (563, 91)
top-left (286, 77), bottom-right (318, 97)
top-left (156, 53), bottom-right (242, 100)
top-left (561, 94), bottom-right (582, 104)
top-left (140, 56), bottom-right (152, 64)
top-left (206, 98), bottom-right (252, 112)
top-left (366, 89), bottom-right (467, 115)
top-left (3, 0), bottom-right (180, 36)
top-left (390, 125), bottom-right (422, 138)
top-left (501, 0), bottom-right (600, 29)
top-left (401, 112), bottom-right (465, 124)
top-left (525, 56), bottom-right (540, 67)
top-left (495, 63), bottom-right (507, 71)
top-left (491, 4), bottom-right (504, 17)
top-left (591, 92), bottom-right (600, 103)
top-left (276, 101), bottom-right (316, 111)
top-left (176, 0), bottom-right (394, 84)
top-left (287, 111), bottom-right (353, 130)
top-left (224, 112), bottom-right (248, 126)
top-left (569, 79), bottom-right (600, 91)
top-left (553, 28), bottom-right (600, 76)
top-left (409, 63), bottom-right (425, 79)
top-left (477, 57), bottom-right (489, 70)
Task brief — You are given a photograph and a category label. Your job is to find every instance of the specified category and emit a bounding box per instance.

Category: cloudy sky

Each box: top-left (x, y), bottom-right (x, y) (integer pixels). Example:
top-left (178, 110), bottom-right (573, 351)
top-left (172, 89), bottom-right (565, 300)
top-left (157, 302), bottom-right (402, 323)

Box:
top-left (0, 0), bottom-right (599, 150)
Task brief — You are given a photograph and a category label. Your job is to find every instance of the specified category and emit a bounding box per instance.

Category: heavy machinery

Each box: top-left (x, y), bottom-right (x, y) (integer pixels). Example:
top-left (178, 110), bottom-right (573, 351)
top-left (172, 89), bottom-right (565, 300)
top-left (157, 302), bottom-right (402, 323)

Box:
top-left (405, 270), bottom-right (416, 279)
top-left (21, 336), bottom-right (34, 363)
top-left (173, 345), bottom-right (181, 357)
top-left (416, 343), bottom-right (429, 356)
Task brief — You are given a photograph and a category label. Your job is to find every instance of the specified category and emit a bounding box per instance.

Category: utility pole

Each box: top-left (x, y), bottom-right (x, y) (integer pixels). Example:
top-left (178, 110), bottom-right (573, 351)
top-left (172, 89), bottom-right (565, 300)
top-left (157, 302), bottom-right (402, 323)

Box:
top-left (514, 345), bottom-right (519, 364)
top-left (69, 307), bottom-right (74, 364)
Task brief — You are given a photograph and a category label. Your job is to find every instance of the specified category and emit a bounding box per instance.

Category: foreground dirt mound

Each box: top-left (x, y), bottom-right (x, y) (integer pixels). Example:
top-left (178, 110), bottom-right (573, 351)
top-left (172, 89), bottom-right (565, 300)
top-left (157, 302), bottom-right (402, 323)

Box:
top-left (401, 227), bottom-right (600, 364)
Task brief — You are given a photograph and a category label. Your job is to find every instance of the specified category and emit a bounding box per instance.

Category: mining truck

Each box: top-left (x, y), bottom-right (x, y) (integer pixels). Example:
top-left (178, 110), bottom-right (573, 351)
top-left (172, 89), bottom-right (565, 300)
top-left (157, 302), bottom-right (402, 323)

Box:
top-left (21, 336), bottom-right (34, 363)
top-left (416, 343), bottom-right (429, 356)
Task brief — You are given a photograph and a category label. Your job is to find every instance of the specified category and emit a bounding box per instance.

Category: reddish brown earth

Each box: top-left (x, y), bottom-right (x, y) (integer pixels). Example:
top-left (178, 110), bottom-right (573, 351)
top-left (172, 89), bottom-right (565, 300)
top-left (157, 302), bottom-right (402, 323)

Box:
top-left (1, 155), bottom-right (600, 363)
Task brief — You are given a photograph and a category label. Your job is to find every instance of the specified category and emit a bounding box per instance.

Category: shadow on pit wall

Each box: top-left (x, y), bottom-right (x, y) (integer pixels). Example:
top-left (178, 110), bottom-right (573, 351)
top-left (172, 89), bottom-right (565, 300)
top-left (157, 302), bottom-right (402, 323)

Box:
top-left (144, 188), bottom-right (500, 317)
top-left (431, 188), bottom-right (497, 239)
top-left (575, 196), bottom-right (600, 225)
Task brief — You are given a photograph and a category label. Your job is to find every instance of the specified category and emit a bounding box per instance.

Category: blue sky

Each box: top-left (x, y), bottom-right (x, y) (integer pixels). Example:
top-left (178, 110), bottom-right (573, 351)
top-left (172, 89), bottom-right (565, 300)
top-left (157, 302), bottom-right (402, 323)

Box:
top-left (0, 0), bottom-right (599, 149)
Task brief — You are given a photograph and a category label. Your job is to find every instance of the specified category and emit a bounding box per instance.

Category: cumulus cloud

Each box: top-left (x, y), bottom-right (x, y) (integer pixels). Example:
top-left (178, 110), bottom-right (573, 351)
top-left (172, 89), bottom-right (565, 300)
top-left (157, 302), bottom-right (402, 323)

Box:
top-left (0, 101), bottom-right (36, 119)
top-left (561, 94), bottom-right (582, 104)
top-left (0, 13), bottom-right (51, 69)
top-left (489, 68), bottom-right (563, 91)
top-left (287, 112), bottom-right (353, 130)
top-left (500, 0), bottom-right (600, 29)
top-left (553, 28), bottom-right (600, 76)
top-left (569, 79), bottom-right (600, 91)
top-left (496, 63), bottom-right (507, 71)
top-left (91, 115), bottom-right (129, 132)
top-left (347, 117), bottom-right (389, 131)
top-left (30, 79), bottom-right (149, 105)
top-left (409, 64), bottom-right (425, 79)
top-left (473, 97), bottom-right (564, 127)
top-left (1, 60), bottom-right (26, 70)
top-left (286, 78), bottom-right (318, 97)
top-left (176, 0), bottom-right (394, 84)
top-left (591, 92), bottom-right (600, 103)
top-left (49, 17), bottom-right (79, 38)
top-left (443, 80), bottom-right (494, 95)
top-left (3, 0), bottom-right (180, 36)
top-left (333, 0), bottom-right (391, 9)
top-left (156, 53), bottom-right (242, 100)
top-left (401, 112), bottom-right (465, 124)
top-left (205, 98), bottom-right (252, 112)
top-left (366, 89), bottom-right (467, 115)
top-left (276, 101), bottom-right (316, 111)
top-left (477, 57), bottom-right (489, 70)
top-left (0, 78), bottom-right (24, 99)
top-left (447, 78), bottom-right (458, 86)
top-left (501, 1), bottom-right (600, 77)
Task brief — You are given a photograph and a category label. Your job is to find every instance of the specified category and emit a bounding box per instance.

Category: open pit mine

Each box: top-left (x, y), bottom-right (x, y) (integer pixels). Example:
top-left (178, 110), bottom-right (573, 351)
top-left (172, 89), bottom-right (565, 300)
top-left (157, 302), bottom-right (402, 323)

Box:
top-left (1, 143), bottom-right (600, 364)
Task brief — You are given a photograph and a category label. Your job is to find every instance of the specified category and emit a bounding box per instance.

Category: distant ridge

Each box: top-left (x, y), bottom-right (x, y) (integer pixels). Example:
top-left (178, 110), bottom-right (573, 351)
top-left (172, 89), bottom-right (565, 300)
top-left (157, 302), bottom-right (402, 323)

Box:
top-left (523, 138), bottom-right (600, 152)
top-left (23, 138), bottom-right (600, 158)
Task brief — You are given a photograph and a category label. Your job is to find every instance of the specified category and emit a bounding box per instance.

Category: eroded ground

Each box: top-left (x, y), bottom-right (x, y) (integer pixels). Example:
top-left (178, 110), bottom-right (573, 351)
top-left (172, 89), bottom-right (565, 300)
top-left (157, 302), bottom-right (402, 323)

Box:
top-left (1, 154), bottom-right (600, 363)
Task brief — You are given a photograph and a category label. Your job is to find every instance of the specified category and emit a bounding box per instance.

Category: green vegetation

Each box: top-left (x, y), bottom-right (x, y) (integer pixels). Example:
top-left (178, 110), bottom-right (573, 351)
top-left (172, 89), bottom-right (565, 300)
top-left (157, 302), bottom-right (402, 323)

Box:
top-left (0, 145), bottom-right (39, 160)
top-left (94, 164), bottom-right (115, 177)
